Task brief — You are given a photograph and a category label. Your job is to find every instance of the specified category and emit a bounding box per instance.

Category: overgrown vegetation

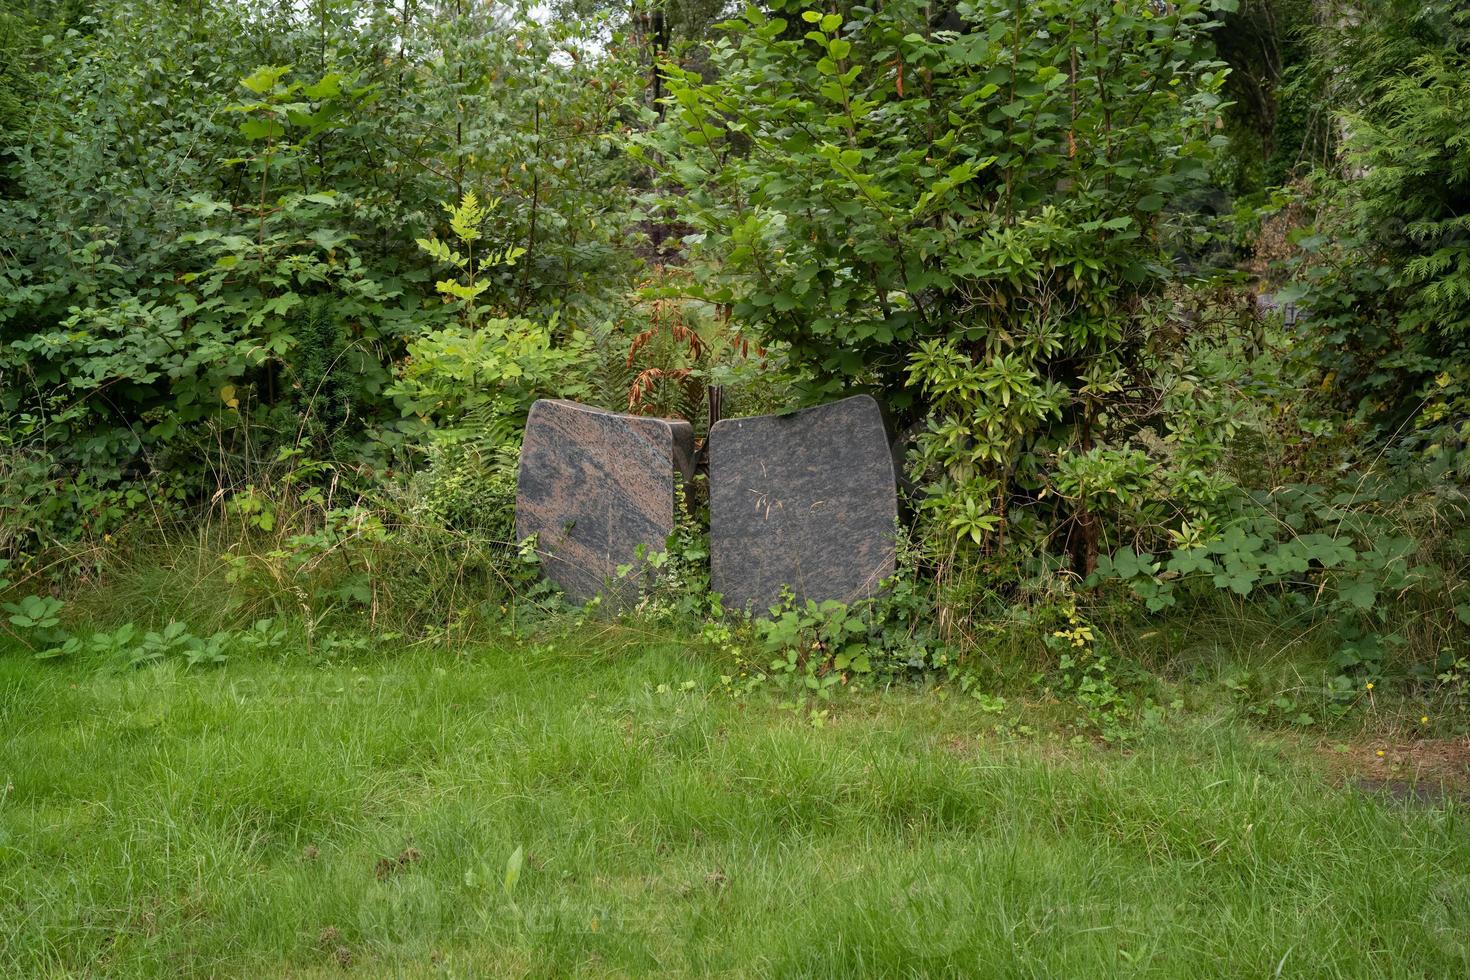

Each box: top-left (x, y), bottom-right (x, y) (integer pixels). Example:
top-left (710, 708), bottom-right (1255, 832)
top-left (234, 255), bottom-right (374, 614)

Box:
top-left (4, 0), bottom-right (1470, 972)
top-left (3, 0), bottom-right (1470, 965)
top-left (2, 0), bottom-right (1466, 726)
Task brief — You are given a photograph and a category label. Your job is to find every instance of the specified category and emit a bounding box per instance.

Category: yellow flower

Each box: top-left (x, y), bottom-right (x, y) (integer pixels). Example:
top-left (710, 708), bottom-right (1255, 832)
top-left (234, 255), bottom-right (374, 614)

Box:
top-left (1376, 750), bottom-right (1385, 757)
top-left (1421, 716), bottom-right (1430, 724)
top-left (1365, 682), bottom-right (1374, 691)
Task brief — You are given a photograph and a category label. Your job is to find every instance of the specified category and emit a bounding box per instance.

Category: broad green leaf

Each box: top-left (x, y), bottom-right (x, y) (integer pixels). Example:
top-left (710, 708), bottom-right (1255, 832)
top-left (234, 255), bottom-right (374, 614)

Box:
top-left (240, 65), bottom-right (291, 95)
top-left (503, 845), bottom-right (523, 896)
top-left (238, 117), bottom-right (278, 141)
top-left (1338, 577), bottom-right (1378, 611)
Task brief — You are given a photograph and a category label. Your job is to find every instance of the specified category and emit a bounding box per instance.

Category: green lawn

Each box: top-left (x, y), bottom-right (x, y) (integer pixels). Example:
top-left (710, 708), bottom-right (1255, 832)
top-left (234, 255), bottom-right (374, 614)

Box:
top-left (2, 631), bottom-right (1468, 978)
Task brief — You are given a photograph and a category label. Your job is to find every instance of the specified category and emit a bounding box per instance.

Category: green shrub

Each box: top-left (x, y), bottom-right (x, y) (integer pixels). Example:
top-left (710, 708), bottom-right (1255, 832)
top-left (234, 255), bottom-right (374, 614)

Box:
top-left (0, 3), bottom-right (641, 555)
top-left (637, 0), bottom-right (1230, 584)
top-left (1091, 470), bottom-right (1470, 696)
top-left (1284, 0), bottom-right (1470, 475)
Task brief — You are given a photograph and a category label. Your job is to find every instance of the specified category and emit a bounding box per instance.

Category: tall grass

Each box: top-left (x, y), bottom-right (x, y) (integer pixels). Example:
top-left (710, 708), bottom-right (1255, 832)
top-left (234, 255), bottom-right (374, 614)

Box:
top-left (2, 631), bottom-right (1467, 977)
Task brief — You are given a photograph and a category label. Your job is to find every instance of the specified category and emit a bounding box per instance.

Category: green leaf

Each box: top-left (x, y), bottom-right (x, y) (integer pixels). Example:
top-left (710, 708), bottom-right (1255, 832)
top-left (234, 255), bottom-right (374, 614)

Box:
top-left (240, 65), bottom-right (291, 95)
top-left (1110, 550), bottom-right (1155, 580)
top-left (238, 118), bottom-right (278, 141)
top-left (1167, 548), bottom-right (1214, 577)
top-left (503, 845), bottom-right (524, 897)
top-left (1212, 567), bottom-right (1258, 596)
top-left (1338, 577), bottom-right (1378, 612)
top-left (1301, 534), bottom-right (1356, 568)
top-left (1144, 589), bottom-right (1176, 612)
top-left (307, 228), bottom-right (352, 251)
top-left (303, 72), bottom-right (344, 99)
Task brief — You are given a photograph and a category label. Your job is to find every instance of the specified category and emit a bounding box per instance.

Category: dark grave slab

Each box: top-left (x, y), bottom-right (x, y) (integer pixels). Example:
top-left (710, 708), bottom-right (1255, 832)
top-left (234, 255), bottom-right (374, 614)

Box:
top-left (516, 399), bottom-right (695, 602)
top-left (709, 394), bottom-right (897, 613)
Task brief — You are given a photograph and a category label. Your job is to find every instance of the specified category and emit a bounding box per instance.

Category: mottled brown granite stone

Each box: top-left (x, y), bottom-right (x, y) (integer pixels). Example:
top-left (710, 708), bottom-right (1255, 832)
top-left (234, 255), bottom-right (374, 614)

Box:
top-left (516, 399), bottom-right (695, 602)
top-left (709, 394), bottom-right (897, 614)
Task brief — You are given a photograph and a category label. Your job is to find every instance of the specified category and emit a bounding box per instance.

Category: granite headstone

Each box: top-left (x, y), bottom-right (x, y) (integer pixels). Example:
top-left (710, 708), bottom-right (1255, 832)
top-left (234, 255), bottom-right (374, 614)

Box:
top-left (709, 394), bottom-right (897, 613)
top-left (516, 399), bottom-right (695, 602)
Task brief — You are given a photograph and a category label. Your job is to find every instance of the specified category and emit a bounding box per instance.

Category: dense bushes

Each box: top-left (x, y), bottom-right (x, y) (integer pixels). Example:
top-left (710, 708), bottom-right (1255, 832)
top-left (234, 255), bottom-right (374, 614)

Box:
top-left (1282, 0), bottom-right (1470, 475)
top-left (640, 0), bottom-right (1232, 590)
top-left (0, 0), bottom-right (642, 559)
